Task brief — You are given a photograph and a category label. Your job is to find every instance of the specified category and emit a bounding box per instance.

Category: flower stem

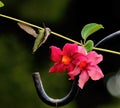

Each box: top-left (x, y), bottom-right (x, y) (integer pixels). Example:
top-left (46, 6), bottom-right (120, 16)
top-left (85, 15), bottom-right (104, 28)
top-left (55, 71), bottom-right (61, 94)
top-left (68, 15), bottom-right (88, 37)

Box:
top-left (51, 31), bottom-right (81, 45)
top-left (0, 14), bottom-right (120, 55)
top-left (0, 14), bottom-right (43, 30)
top-left (93, 47), bottom-right (120, 55)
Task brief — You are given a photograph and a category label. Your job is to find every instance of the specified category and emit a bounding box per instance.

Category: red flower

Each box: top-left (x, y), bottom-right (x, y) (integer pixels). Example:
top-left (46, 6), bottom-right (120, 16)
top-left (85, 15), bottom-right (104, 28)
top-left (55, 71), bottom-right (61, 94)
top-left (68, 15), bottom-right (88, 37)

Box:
top-left (68, 50), bottom-right (104, 89)
top-left (49, 43), bottom-right (104, 89)
top-left (49, 43), bottom-right (85, 73)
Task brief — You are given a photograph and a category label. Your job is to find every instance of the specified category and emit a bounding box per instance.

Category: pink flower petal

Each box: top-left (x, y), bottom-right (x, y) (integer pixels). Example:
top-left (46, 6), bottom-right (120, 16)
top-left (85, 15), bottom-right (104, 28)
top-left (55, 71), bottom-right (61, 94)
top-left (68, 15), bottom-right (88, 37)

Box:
top-left (68, 66), bottom-right (80, 80)
top-left (72, 53), bottom-right (88, 66)
top-left (87, 51), bottom-right (103, 65)
top-left (78, 46), bottom-right (87, 54)
top-left (50, 46), bottom-right (62, 62)
top-left (62, 43), bottom-right (78, 56)
top-left (88, 65), bottom-right (104, 80)
top-left (49, 63), bottom-right (66, 73)
top-left (71, 53), bottom-right (81, 65)
top-left (78, 71), bottom-right (89, 89)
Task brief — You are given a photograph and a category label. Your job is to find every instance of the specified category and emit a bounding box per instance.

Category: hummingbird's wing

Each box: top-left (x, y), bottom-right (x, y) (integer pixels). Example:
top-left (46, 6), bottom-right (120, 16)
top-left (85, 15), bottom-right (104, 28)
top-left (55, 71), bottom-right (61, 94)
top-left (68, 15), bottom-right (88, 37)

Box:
top-left (17, 22), bottom-right (38, 38)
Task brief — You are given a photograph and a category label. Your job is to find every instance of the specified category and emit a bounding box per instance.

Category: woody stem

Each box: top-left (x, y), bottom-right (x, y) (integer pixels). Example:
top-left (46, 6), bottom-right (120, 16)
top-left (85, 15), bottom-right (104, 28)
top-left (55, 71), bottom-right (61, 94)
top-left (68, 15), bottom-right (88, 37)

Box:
top-left (0, 14), bottom-right (120, 55)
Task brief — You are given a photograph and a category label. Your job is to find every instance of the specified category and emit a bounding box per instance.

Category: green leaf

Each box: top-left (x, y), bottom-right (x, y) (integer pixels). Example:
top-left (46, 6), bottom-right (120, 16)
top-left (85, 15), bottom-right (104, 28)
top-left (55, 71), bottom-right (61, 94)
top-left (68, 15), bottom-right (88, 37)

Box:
top-left (84, 40), bottom-right (94, 52)
top-left (81, 23), bottom-right (104, 40)
top-left (0, 1), bottom-right (4, 8)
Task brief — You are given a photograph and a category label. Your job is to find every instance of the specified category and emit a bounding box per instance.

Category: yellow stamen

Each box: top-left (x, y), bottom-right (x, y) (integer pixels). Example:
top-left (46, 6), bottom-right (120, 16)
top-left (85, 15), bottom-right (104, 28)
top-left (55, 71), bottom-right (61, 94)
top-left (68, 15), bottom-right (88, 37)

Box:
top-left (62, 55), bottom-right (71, 64)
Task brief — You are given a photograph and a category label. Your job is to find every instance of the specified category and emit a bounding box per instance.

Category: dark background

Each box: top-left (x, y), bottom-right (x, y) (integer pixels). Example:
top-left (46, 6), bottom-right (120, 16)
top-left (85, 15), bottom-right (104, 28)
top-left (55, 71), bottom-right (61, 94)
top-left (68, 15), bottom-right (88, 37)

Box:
top-left (0, 0), bottom-right (120, 108)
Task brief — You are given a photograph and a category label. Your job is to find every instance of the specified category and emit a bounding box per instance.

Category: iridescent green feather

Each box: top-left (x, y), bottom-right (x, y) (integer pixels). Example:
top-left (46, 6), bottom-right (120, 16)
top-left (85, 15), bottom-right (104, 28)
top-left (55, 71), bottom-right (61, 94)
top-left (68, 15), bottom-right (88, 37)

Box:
top-left (32, 28), bottom-right (51, 53)
top-left (33, 29), bottom-right (45, 53)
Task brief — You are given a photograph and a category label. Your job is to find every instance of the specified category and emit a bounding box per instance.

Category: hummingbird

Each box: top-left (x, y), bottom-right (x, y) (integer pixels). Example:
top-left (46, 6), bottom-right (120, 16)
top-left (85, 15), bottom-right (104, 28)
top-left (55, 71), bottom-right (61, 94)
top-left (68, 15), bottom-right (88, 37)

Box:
top-left (17, 22), bottom-right (51, 53)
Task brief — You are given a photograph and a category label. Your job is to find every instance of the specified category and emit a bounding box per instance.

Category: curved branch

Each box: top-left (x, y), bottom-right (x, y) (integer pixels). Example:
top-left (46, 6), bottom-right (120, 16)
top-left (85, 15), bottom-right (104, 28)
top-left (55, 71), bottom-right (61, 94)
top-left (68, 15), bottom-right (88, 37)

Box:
top-left (32, 72), bottom-right (79, 107)
top-left (95, 30), bottom-right (120, 47)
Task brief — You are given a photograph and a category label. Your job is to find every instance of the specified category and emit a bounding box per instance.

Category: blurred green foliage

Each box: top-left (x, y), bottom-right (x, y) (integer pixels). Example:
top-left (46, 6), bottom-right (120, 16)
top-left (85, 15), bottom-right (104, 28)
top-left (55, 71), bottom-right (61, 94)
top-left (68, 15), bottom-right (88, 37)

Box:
top-left (0, 34), bottom-right (77, 108)
top-left (0, 34), bottom-right (34, 108)
top-left (2, 0), bottom-right (70, 23)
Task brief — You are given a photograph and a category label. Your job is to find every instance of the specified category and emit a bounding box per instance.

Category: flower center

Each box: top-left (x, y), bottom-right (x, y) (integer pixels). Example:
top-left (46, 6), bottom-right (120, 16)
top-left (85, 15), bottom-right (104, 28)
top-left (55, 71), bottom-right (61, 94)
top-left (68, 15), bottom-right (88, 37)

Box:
top-left (80, 61), bottom-right (87, 70)
top-left (62, 55), bottom-right (71, 64)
